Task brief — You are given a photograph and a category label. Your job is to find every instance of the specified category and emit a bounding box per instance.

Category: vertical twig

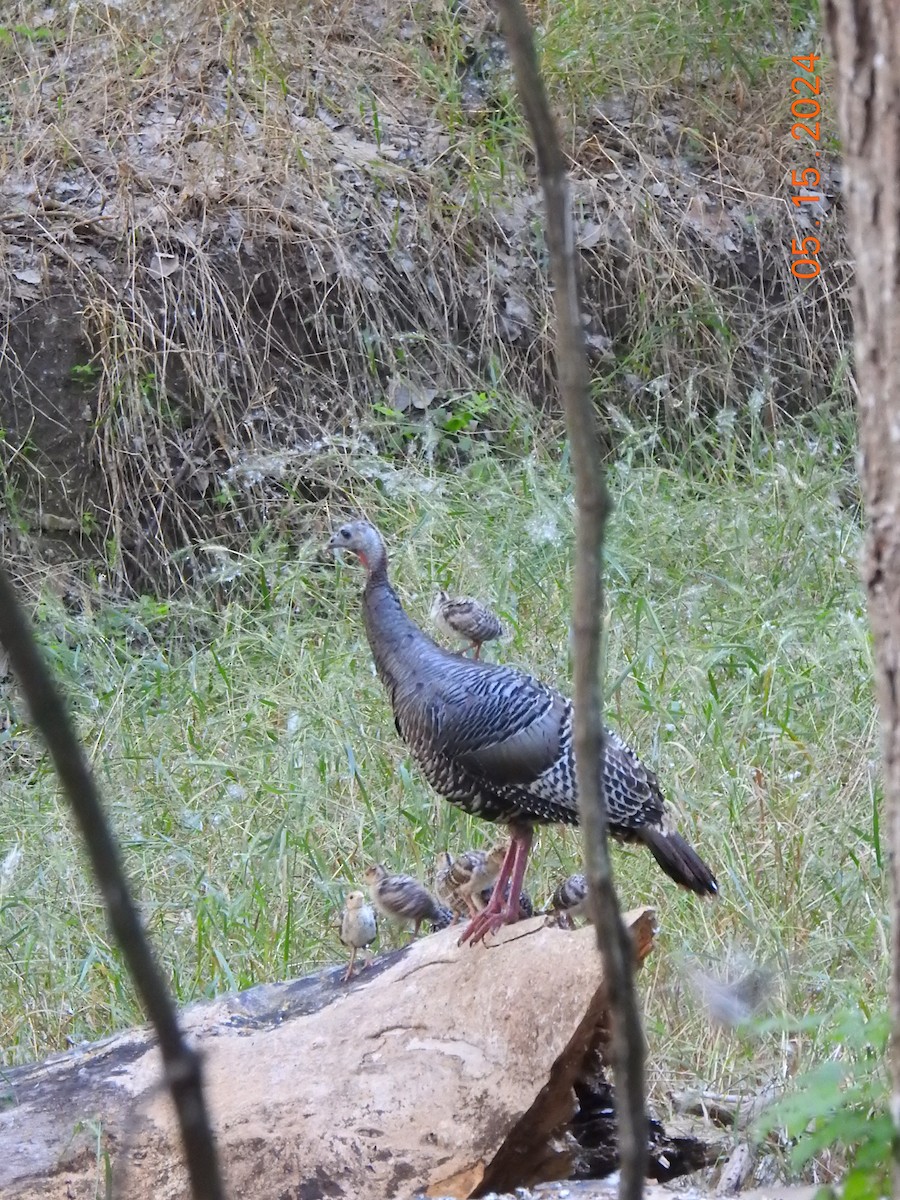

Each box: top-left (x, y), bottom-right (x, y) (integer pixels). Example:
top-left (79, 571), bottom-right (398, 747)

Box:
top-left (488, 3), bottom-right (647, 1196)
top-left (0, 567), bottom-right (226, 1200)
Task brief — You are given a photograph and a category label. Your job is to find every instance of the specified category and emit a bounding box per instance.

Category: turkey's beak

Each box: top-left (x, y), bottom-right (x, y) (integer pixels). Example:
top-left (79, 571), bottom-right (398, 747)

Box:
top-left (326, 532), bottom-right (342, 553)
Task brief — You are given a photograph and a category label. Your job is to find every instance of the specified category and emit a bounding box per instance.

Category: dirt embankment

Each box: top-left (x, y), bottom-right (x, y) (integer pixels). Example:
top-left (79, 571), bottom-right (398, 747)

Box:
top-left (0, 0), bottom-right (848, 588)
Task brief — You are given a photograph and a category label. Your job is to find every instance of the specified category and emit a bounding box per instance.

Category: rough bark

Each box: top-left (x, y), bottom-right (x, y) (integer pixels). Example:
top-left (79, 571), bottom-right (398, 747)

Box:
top-left (822, 0), bottom-right (900, 1182)
top-left (0, 910), bottom-right (655, 1200)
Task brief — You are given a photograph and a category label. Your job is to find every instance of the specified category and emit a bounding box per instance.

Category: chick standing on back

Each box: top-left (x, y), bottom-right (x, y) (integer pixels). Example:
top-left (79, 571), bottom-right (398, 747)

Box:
top-left (430, 589), bottom-right (503, 660)
top-left (339, 890), bottom-right (378, 981)
top-left (365, 864), bottom-right (446, 940)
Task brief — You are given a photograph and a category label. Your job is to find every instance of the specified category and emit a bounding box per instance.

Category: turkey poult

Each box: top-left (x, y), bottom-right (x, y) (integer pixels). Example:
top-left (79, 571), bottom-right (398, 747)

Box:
top-left (434, 851), bottom-right (463, 918)
top-left (481, 883), bottom-right (534, 920)
top-left (331, 519), bottom-right (718, 946)
top-left (364, 864), bottom-right (446, 939)
top-left (339, 891), bottom-right (378, 981)
top-left (428, 903), bottom-right (456, 932)
top-left (430, 589), bottom-right (503, 659)
top-left (436, 845), bottom-right (506, 918)
top-left (549, 872), bottom-right (589, 929)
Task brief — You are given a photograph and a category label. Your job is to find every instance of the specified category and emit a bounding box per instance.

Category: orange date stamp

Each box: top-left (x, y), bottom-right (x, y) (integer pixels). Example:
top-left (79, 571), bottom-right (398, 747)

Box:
top-left (789, 53), bottom-right (823, 280)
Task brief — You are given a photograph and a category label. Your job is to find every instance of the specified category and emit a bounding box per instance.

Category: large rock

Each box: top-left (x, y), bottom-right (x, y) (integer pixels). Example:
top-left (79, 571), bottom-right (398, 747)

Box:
top-left (1, 909), bottom-right (656, 1199)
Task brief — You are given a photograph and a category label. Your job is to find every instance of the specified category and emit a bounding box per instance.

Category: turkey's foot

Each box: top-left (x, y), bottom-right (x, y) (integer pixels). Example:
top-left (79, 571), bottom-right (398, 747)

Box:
top-left (459, 822), bottom-right (533, 947)
top-left (458, 894), bottom-right (517, 946)
top-left (458, 908), bottom-right (503, 946)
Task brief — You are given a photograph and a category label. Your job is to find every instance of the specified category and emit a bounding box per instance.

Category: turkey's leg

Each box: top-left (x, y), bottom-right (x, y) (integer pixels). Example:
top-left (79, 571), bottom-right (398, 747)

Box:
top-left (499, 825), bottom-right (532, 922)
top-left (458, 824), bottom-right (533, 946)
top-left (457, 839), bottom-right (515, 945)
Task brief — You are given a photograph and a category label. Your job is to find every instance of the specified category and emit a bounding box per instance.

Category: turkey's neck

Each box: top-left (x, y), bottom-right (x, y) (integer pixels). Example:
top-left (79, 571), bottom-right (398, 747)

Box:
top-left (363, 569), bottom-right (430, 692)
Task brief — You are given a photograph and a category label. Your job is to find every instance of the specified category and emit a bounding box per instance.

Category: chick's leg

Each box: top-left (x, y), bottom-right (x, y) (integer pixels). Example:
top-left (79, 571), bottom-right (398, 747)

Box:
top-left (343, 946), bottom-right (357, 982)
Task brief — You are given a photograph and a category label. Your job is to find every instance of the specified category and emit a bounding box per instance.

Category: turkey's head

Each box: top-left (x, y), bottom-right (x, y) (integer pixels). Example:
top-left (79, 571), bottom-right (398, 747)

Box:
top-left (327, 519), bottom-right (387, 574)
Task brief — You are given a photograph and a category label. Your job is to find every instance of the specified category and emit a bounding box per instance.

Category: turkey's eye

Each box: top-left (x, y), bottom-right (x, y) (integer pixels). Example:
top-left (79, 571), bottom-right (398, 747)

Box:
top-left (340, 528), bottom-right (351, 540)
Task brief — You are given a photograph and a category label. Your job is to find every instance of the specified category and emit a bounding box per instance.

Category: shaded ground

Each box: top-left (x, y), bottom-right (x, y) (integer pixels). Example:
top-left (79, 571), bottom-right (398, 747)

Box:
top-left (457, 1185), bottom-right (819, 1200)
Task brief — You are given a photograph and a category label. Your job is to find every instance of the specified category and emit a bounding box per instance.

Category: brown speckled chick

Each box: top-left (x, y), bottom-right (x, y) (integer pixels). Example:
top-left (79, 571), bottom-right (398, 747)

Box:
top-left (339, 890), bottom-right (378, 981)
top-left (430, 589), bottom-right (503, 660)
top-left (365, 864), bottom-right (445, 940)
top-left (548, 873), bottom-right (589, 929)
top-left (438, 844), bottom-right (507, 918)
top-left (434, 851), bottom-right (465, 920)
top-left (481, 883), bottom-right (534, 921)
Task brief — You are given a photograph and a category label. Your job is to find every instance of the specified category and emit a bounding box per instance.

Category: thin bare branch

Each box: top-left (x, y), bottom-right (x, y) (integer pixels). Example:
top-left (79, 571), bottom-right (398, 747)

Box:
top-left (487, 3), bottom-right (647, 1197)
top-left (0, 566), bottom-right (226, 1200)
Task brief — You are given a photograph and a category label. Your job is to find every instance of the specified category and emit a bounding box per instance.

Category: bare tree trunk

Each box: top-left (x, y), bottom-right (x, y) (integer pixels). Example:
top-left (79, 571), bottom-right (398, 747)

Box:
top-left (822, 0), bottom-right (900, 1184)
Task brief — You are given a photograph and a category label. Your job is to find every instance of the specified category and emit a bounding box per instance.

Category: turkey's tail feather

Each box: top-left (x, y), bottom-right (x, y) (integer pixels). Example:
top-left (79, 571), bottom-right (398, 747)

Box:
top-left (637, 827), bottom-right (718, 896)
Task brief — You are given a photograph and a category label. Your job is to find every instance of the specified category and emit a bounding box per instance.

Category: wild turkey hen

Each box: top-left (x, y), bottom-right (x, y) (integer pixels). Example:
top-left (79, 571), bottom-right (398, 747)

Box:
top-left (329, 519), bottom-right (717, 945)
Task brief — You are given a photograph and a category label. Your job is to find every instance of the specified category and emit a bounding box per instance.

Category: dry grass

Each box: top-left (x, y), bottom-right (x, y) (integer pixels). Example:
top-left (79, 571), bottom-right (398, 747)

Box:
top-left (1, 0), bottom-right (844, 589)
